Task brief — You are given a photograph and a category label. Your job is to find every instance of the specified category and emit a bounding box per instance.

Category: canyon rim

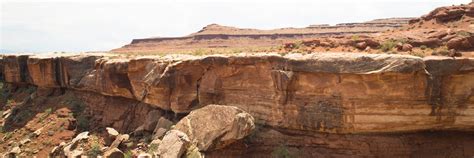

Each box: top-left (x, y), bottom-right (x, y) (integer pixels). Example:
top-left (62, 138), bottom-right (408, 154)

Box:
top-left (1, 1), bottom-right (474, 158)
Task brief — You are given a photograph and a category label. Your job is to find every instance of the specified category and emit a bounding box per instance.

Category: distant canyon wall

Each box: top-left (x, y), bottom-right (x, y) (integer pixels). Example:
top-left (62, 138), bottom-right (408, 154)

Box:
top-left (115, 18), bottom-right (412, 52)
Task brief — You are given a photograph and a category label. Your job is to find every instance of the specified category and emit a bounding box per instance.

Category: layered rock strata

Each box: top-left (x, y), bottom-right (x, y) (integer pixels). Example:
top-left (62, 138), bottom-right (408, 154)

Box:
top-left (114, 18), bottom-right (413, 52)
top-left (1, 53), bottom-right (473, 134)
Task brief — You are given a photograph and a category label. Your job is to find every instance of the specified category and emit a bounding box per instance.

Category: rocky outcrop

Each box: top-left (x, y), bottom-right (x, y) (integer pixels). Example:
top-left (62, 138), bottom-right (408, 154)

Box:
top-left (1, 53), bottom-right (474, 134)
top-left (419, 3), bottom-right (474, 22)
top-left (175, 105), bottom-right (255, 151)
top-left (157, 130), bottom-right (190, 158)
top-left (446, 33), bottom-right (474, 50)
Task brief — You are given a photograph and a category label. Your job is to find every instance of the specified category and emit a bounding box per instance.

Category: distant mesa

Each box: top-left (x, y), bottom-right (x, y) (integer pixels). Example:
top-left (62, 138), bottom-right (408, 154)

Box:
top-left (113, 2), bottom-right (474, 56)
top-left (113, 18), bottom-right (413, 52)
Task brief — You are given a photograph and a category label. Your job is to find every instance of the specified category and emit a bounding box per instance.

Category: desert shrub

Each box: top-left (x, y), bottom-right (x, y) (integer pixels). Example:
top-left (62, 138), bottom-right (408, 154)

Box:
top-left (395, 38), bottom-right (408, 44)
top-left (42, 139), bottom-right (53, 146)
top-left (25, 86), bottom-right (36, 94)
top-left (7, 99), bottom-right (15, 106)
top-left (244, 124), bottom-right (261, 144)
top-left (143, 134), bottom-right (152, 143)
top-left (410, 51), bottom-right (426, 57)
top-left (70, 101), bottom-right (85, 117)
top-left (11, 107), bottom-right (33, 124)
top-left (457, 31), bottom-right (471, 37)
top-left (147, 143), bottom-right (159, 154)
top-left (63, 95), bottom-right (86, 117)
top-left (379, 40), bottom-right (397, 52)
top-left (192, 49), bottom-right (207, 56)
top-left (76, 115), bottom-right (90, 131)
top-left (3, 132), bottom-right (12, 140)
top-left (185, 144), bottom-right (202, 158)
top-left (87, 142), bottom-right (103, 158)
top-left (38, 108), bottom-right (53, 122)
top-left (272, 144), bottom-right (292, 158)
top-left (433, 46), bottom-right (450, 56)
top-left (0, 83), bottom-right (9, 102)
top-left (351, 35), bottom-right (360, 41)
top-left (420, 45), bottom-right (428, 50)
top-left (124, 150), bottom-right (134, 158)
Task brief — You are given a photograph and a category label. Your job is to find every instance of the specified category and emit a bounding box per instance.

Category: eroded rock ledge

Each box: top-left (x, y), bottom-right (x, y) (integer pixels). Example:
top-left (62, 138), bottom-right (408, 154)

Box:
top-left (1, 53), bottom-right (473, 134)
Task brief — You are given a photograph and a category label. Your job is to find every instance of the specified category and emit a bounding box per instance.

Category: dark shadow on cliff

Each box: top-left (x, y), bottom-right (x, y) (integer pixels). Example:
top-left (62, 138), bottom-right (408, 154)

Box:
top-left (0, 83), bottom-right (96, 135)
top-left (207, 125), bottom-right (474, 158)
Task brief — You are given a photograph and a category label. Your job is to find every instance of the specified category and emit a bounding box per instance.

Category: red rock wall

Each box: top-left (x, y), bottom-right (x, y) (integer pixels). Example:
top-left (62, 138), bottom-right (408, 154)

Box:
top-left (1, 54), bottom-right (473, 134)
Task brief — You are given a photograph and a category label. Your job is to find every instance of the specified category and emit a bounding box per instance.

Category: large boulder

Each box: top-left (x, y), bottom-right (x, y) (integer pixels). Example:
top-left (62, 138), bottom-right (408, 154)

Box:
top-left (152, 117), bottom-right (174, 139)
top-left (175, 104), bottom-right (255, 151)
top-left (105, 127), bottom-right (120, 146)
top-left (157, 130), bottom-right (190, 158)
top-left (447, 34), bottom-right (474, 50)
top-left (408, 38), bottom-right (442, 47)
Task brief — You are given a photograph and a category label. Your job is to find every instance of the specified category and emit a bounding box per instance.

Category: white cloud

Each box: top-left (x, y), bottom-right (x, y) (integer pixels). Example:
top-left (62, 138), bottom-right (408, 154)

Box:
top-left (0, 0), bottom-right (470, 52)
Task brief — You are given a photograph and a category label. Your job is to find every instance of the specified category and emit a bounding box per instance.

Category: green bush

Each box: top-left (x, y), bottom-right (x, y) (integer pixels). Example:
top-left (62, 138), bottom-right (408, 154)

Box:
top-left (191, 49), bottom-right (207, 56)
top-left (63, 96), bottom-right (85, 117)
top-left (379, 40), bottom-right (397, 52)
top-left (410, 51), bottom-right (426, 57)
top-left (147, 143), bottom-right (159, 154)
top-left (11, 108), bottom-right (33, 124)
top-left (87, 142), bottom-right (103, 158)
top-left (124, 150), bottom-right (133, 158)
top-left (38, 108), bottom-right (53, 122)
top-left (433, 46), bottom-right (450, 56)
top-left (7, 99), bottom-right (15, 105)
top-left (3, 132), bottom-right (12, 140)
top-left (185, 144), bottom-right (202, 158)
top-left (272, 144), bottom-right (292, 158)
top-left (76, 115), bottom-right (90, 131)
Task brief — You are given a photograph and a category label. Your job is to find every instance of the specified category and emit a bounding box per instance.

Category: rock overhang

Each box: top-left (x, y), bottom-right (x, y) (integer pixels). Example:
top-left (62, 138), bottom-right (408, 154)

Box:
top-left (1, 52), bottom-right (473, 134)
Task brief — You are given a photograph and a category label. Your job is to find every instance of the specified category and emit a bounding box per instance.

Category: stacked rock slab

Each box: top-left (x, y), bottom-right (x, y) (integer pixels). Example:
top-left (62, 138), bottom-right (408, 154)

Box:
top-left (0, 53), bottom-right (473, 134)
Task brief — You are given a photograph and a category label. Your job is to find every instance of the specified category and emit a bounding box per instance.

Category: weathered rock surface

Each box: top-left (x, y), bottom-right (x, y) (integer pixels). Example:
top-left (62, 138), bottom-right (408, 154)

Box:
top-left (1, 53), bottom-right (474, 134)
top-left (103, 148), bottom-right (124, 158)
top-left (207, 128), bottom-right (474, 158)
top-left (175, 104), bottom-right (255, 151)
top-left (157, 130), bottom-right (190, 158)
top-left (51, 132), bottom-right (89, 157)
top-left (447, 34), bottom-right (474, 50)
top-left (152, 117), bottom-right (174, 139)
top-left (106, 127), bottom-right (119, 145)
top-left (419, 2), bottom-right (474, 22)
top-left (110, 134), bottom-right (129, 149)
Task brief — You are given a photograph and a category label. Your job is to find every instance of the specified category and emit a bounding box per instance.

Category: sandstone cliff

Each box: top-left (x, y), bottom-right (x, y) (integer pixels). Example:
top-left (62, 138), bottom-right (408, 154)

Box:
top-left (1, 53), bottom-right (473, 133)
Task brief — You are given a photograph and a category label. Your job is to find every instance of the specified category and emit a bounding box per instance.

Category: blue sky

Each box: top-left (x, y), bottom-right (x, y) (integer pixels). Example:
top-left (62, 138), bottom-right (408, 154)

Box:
top-left (0, 0), bottom-right (470, 53)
